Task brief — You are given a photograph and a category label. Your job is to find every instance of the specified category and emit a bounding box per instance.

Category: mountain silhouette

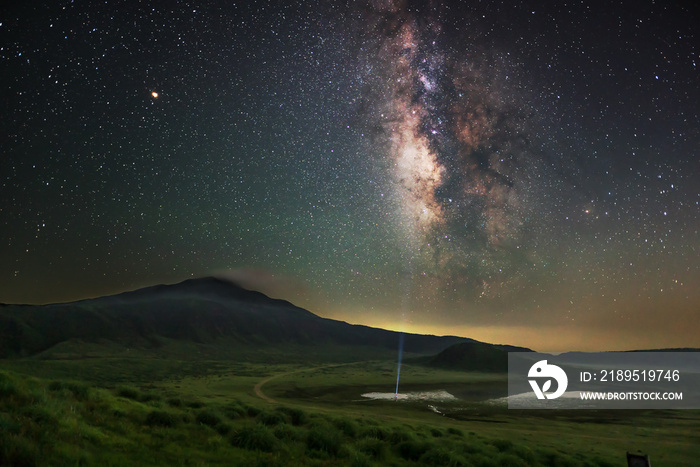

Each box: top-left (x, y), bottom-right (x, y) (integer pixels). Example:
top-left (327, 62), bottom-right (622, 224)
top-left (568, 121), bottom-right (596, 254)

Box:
top-left (0, 277), bottom-right (471, 359)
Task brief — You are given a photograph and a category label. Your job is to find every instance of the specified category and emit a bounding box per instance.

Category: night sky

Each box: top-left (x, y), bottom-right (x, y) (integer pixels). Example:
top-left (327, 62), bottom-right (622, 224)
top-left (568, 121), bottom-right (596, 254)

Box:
top-left (2, 0), bottom-right (698, 352)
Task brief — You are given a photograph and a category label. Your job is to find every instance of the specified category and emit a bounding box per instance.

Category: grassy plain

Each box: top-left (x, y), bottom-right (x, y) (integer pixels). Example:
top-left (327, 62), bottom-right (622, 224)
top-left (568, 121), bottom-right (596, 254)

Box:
top-left (1, 354), bottom-right (698, 466)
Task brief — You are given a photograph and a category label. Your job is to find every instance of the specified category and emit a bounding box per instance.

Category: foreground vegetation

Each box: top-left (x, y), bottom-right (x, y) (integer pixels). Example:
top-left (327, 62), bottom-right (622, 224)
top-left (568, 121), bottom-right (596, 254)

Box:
top-left (1, 359), bottom-right (698, 466)
top-left (0, 368), bottom-right (585, 466)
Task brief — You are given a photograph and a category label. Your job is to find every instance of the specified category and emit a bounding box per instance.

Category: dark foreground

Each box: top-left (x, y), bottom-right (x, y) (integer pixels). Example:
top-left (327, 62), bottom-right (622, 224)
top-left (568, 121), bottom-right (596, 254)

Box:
top-left (1, 355), bottom-right (698, 466)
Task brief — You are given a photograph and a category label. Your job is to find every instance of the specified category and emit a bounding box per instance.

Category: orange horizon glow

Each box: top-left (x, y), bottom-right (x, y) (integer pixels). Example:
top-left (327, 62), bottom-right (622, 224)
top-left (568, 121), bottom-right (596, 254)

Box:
top-left (311, 313), bottom-right (698, 354)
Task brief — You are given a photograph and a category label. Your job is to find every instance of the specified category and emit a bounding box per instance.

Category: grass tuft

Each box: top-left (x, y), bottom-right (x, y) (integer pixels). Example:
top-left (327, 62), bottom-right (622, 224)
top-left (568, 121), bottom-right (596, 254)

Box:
top-left (355, 437), bottom-right (387, 460)
top-left (344, 447), bottom-right (372, 467)
top-left (359, 425), bottom-right (387, 440)
top-left (491, 438), bottom-right (514, 452)
top-left (273, 423), bottom-right (301, 441)
top-left (230, 423), bottom-right (278, 452)
top-left (0, 372), bottom-right (18, 398)
top-left (275, 406), bottom-right (307, 426)
top-left (138, 392), bottom-right (161, 403)
top-left (222, 403), bottom-right (246, 420)
top-left (332, 416), bottom-right (359, 438)
top-left (469, 453), bottom-right (499, 467)
top-left (397, 439), bottom-right (430, 461)
top-left (0, 414), bottom-right (21, 434)
top-left (388, 427), bottom-right (413, 444)
top-left (166, 397), bottom-right (182, 407)
top-left (144, 409), bottom-right (179, 427)
top-left (196, 409), bottom-right (224, 428)
top-left (420, 447), bottom-right (465, 466)
top-left (244, 405), bottom-right (261, 417)
top-left (256, 410), bottom-right (287, 426)
top-left (215, 422), bottom-right (232, 436)
top-left (495, 452), bottom-right (530, 467)
top-left (70, 382), bottom-right (90, 400)
top-left (115, 386), bottom-right (140, 400)
top-left (306, 424), bottom-right (342, 456)
top-left (0, 434), bottom-right (41, 467)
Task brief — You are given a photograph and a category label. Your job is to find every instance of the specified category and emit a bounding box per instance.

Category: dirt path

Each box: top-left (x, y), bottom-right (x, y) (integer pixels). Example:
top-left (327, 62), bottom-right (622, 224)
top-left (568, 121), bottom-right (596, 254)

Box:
top-left (253, 371), bottom-right (293, 403)
top-left (253, 361), bottom-right (368, 403)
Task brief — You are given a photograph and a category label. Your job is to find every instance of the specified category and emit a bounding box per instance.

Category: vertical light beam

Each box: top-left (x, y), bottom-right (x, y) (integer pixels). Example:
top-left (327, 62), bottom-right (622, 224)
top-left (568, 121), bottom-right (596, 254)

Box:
top-left (395, 332), bottom-right (404, 400)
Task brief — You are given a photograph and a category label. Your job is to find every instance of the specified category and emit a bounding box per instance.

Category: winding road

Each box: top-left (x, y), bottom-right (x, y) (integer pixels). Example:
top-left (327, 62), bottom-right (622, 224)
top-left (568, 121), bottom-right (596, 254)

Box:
top-left (253, 361), bottom-right (368, 403)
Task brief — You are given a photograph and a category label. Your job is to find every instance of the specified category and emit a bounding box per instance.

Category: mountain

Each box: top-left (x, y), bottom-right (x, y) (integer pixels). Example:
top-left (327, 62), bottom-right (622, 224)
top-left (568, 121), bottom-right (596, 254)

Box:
top-left (427, 341), bottom-right (532, 372)
top-left (0, 277), bottom-right (470, 359)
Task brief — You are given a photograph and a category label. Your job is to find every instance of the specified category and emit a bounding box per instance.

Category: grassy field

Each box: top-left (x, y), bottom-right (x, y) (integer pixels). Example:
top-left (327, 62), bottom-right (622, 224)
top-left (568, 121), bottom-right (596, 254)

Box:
top-left (1, 356), bottom-right (698, 466)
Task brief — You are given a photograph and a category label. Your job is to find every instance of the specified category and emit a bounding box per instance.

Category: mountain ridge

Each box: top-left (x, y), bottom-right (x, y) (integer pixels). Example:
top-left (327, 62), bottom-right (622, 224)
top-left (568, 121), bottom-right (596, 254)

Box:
top-left (0, 277), bottom-right (472, 359)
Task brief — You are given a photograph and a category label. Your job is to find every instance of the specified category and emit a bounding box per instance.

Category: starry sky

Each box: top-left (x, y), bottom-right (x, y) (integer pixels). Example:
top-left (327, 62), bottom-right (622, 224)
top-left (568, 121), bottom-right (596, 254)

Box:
top-left (2, 0), bottom-right (698, 352)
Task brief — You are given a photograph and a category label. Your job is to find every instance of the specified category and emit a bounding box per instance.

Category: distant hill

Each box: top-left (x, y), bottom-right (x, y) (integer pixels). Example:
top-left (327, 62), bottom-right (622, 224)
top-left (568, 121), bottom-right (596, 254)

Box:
top-left (427, 341), bottom-right (532, 372)
top-left (0, 277), bottom-right (471, 359)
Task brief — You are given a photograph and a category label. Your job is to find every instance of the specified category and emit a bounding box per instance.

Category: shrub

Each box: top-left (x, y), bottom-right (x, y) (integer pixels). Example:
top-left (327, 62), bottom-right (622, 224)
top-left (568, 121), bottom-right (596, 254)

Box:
top-left (536, 449), bottom-right (580, 467)
top-left (116, 386), bottom-right (140, 400)
top-left (145, 410), bottom-right (179, 427)
top-left (275, 406), bottom-right (307, 426)
top-left (0, 414), bottom-right (20, 434)
top-left (496, 453), bottom-right (530, 467)
top-left (430, 427), bottom-right (444, 437)
top-left (420, 447), bottom-right (464, 466)
top-left (196, 410), bottom-right (224, 428)
top-left (491, 438), bottom-right (514, 453)
top-left (21, 405), bottom-right (58, 427)
top-left (0, 434), bottom-right (40, 467)
top-left (180, 412), bottom-right (194, 424)
top-left (48, 380), bottom-right (91, 401)
top-left (230, 423), bottom-right (278, 452)
top-left (593, 459), bottom-right (617, 467)
top-left (447, 427), bottom-right (463, 437)
top-left (359, 425), bottom-right (387, 440)
top-left (48, 380), bottom-right (64, 391)
top-left (245, 405), bottom-right (261, 417)
top-left (306, 425), bottom-right (342, 456)
top-left (355, 437), bottom-right (387, 460)
top-left (273, 423), bottom-right (301, 441)
top-left (138, 392), bottom-right (160, 403)
top-left (332, 417), bottom-right (358, 437)
top-left (397, 440), bottom-right (430, 461)
top-left (215, 422), bottom-right (232, 436)
top-left (257, 410), bottom-right (287, 426)
top-left (470, 453), bottom-right (499, 467)
top-left (345, 447), bottom-right (372, 467)
top-left (222, 404), bottom-right (245, 419)
top-left (166, 397), bottom-right (183, 407)
top-left (69, 382), bottom-right (90, 400)
top-left (388, 427), bottom-right (413, 444)
top-left (508, 444), bottom-right (536, 464)
top-left (0, 377), bottom-right (21, 403)
top-left (461, 440), bottom-right (487, 455)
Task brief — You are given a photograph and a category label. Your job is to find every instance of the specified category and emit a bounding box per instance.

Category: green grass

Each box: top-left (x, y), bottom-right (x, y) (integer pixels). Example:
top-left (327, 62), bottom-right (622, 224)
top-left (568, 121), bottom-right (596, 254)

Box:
top-left (0, 359), bottom-right (698, 466)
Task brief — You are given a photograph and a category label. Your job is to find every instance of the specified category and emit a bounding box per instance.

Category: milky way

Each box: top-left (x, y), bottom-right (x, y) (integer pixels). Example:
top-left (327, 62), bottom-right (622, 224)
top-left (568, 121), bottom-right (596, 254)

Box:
top-left (364, 1), bottom-right (545, 302)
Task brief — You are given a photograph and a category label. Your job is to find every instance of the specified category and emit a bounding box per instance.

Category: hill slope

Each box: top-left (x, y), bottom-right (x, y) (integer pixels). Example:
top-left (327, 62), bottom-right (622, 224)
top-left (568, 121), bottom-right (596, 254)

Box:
top-left (427, 341), bottom-right (531, 372)
top-left (0, 277), bottom-right (470, 359)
